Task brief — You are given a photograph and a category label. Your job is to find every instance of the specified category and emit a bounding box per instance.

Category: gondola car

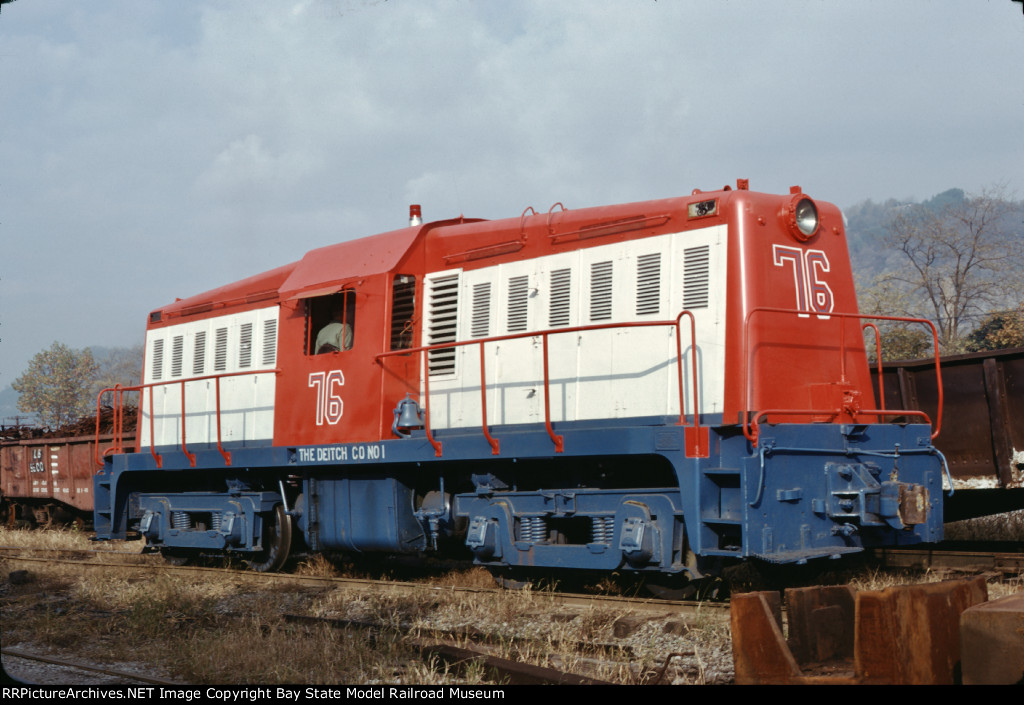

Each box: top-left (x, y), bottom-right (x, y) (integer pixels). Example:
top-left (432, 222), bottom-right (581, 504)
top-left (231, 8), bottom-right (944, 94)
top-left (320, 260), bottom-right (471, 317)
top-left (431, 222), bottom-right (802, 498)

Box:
top-left (1, 434), bottom-right (99, 528)
top-left (93, 180), bottom-right (946, 574)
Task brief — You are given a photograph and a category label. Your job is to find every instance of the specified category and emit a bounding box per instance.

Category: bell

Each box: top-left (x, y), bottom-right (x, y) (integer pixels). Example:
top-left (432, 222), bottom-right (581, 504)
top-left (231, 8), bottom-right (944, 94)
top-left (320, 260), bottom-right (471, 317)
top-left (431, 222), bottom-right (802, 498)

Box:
top-left (392, 394), bottom-right (424, 437)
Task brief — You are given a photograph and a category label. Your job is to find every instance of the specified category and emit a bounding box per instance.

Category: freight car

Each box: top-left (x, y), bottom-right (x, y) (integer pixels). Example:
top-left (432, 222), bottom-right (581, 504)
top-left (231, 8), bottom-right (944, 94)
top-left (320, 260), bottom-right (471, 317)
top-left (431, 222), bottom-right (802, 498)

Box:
top-left (1, 433), bottom-right (103, 528)
top-left (1, 411), bottom-right (137, 528)
top-left (870, 347), bottom-right (1024, 522)
top-left (92, 181), bottom-right (947, 576)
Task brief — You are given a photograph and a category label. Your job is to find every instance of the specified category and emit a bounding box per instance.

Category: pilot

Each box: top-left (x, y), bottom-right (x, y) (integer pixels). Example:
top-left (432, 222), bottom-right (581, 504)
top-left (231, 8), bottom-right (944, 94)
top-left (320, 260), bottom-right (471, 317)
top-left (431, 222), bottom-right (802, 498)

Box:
top-left (315, 298), bottom-right (353, 353)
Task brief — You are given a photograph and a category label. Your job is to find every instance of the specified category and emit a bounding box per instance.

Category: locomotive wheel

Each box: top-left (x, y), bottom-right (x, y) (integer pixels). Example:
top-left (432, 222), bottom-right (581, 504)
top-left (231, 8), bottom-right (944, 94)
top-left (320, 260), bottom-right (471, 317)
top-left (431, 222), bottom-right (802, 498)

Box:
top-left (246, 504), bottom-right (292, 572)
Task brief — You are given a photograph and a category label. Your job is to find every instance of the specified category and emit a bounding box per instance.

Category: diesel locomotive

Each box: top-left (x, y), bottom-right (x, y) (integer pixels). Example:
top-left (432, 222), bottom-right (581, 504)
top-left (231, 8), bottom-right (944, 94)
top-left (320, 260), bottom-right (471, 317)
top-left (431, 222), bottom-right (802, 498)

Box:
top-left (92, 180), bottom-right (947, 575)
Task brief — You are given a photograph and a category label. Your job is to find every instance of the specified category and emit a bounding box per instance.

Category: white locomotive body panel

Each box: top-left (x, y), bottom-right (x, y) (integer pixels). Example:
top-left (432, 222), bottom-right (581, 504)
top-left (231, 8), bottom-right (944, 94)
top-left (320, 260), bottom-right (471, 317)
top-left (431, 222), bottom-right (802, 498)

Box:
top-left (140, 306), bottom-right (279, 449)
top-left (421, 225), bottom-right (726, 431)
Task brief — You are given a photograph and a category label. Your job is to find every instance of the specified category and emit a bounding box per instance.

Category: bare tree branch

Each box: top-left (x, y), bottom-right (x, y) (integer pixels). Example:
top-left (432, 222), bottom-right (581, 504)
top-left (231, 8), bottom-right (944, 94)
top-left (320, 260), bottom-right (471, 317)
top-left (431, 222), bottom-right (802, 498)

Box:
top-left (877, 186), bottom-right (1022, 353)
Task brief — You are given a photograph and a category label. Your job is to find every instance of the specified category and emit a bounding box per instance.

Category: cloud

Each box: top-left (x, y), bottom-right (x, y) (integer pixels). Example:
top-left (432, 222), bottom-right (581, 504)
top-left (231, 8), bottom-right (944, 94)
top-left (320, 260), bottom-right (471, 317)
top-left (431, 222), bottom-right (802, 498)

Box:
top-left (1, 0), bottom-right (1021, 387)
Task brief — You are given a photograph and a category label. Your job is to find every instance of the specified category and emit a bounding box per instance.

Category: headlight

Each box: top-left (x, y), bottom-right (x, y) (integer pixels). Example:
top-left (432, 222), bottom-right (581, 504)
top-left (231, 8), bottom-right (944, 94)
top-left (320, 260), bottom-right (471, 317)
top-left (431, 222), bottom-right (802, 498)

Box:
top-left (783, 194), bottom-right (820, 241)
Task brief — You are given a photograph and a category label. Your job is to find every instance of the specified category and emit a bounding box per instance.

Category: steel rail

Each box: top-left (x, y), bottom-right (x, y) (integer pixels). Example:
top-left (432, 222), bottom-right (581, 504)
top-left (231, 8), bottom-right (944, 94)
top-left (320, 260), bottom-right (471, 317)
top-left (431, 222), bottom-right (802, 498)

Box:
top-left (1, 648), bottom-right (182, 686)
top-left (0, 552), bottom-right (728, 616)
top-left (872, 546), bottom-right (1024, 575)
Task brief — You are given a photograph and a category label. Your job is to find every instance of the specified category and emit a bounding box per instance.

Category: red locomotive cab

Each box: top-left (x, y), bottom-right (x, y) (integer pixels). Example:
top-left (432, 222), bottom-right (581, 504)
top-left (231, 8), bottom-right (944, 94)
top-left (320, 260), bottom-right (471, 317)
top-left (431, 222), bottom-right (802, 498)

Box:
top-left (723, 187), bottom-right (873, 431)
top-left (274, 228), bottom-right (426, 447)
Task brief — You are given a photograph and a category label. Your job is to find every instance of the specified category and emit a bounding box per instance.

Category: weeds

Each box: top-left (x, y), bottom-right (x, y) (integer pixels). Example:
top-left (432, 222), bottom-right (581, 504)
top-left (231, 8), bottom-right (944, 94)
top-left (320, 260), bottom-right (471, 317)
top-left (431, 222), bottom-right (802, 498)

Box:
top-left (31, 524), bottom-right (1024, 684)
top-left (293, 553), bottom-right (339, 578)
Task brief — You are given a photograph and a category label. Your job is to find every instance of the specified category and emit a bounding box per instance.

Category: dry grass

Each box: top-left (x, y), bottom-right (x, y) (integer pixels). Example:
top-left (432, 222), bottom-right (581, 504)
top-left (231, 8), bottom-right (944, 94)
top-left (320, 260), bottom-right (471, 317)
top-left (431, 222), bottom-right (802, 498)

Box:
top-left (848, 566), bottom-right (948, 592)
top-left (0, 525), bottom-right (126, 551)
top-left (0, 552), bottom-right (735, 684)
top-left (4, 524), bottom-right (1021, 685)
top-left (292, 553), bottom-right (341, 578)
top-left (0, 560), bottom-right (481, 684)
top-left (426, 566), bottom-right (495, 589)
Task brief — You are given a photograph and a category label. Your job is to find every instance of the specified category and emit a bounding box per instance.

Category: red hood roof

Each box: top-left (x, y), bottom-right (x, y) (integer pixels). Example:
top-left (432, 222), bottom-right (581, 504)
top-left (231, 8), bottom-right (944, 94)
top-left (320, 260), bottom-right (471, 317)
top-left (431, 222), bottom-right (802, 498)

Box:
top-left (278, 226), bottom-right (421, 300)
top-left (158, 262), bottom-right (297, 319)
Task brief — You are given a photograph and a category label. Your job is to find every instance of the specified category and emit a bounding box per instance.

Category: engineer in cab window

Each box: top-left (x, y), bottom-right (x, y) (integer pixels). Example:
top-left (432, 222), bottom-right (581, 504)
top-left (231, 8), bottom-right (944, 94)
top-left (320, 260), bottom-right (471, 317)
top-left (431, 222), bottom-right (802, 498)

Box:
top-left (315, 294), bottom-right (354, 353)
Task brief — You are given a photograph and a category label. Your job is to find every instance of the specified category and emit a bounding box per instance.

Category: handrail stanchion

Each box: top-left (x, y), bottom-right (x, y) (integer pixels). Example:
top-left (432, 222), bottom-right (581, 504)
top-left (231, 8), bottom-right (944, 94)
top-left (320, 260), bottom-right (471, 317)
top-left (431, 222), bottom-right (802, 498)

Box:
top-left (94, 392), bottom-right (104, 467)
top-left (479, 342), bottom-right (500, 454)
top-left (113, 386), bottom-right (122, 454)
top-left (147, 383), bottom-right (163, 468)
top-left (862, 322), bottom-right (886, 422)
top-left (675, 317), bottom-right (688, 427)
top-left (928, 321), bottom-right (943, 439)
top-left (422, 348), bottom-right (442, 457)
top-left (94, 385), bottom-right (127, 467)
top-left (180, 380), bottom-right (196, 467)
top-left (541, 332), bottom-right (565, 453)
top-left (674, 311), bottom-right (706, 456)
top-left (214, 376), bottom-right (231, 465)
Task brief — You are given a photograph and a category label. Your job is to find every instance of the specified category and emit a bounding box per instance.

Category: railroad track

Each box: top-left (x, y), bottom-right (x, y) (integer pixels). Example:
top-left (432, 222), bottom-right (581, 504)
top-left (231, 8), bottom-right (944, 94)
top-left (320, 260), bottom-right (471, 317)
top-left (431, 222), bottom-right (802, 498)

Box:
top-left (873, 545), bottom-right (1024, 576)
top-left (2, 648), bottom-right (182, 686)
top-left (0, 550), bottom-right (726, 618)
top-left (5, 539), bottom-right (1020, 587)
top-left (1, 548), bottom-right (731, 685)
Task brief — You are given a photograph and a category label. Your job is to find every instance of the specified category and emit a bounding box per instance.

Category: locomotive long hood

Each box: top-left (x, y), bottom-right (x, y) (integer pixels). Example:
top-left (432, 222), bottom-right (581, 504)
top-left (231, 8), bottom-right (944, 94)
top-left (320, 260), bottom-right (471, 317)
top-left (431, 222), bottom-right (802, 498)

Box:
top-left (157, 262), bottom-right (296, 320)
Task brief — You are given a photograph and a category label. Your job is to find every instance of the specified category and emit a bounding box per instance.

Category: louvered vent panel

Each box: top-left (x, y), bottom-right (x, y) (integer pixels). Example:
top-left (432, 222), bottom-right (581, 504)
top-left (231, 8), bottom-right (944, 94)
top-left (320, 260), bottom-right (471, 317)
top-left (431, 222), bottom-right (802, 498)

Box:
top-left (262, 319), bottom-right (277, 366)
top-left (239, 322), bottom-right (253, 368)
top-left (151, 339), bottom-right (164, 381)
top-left (427, 274), bottom-right (460, 376)
top-left (590, 261), bottom-right (613, 321)
top-left (683, 245), bottom-right (710, 309)
top-left (214, 328), bottom-right (228, 372)
top-left (636, 253), bottom-right (662, 315)
top-left (549, 268), bottom-right (572, 327)
top-left (170, 336), bottom-right (184, 378)
top-left (471, 282), bottom-right (491, 338)
top-left (193, 331), bottom-right (206, 375)
top-left (507, 275), bottom-right (529, 333)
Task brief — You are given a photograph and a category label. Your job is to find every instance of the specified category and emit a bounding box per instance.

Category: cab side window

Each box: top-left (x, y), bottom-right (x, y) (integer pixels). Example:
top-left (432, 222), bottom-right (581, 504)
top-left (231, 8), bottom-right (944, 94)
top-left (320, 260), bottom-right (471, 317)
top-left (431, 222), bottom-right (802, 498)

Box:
top-left (389, 275), bottom-right (416, 351)
top-left (306, 290), bottom-right (355, 355)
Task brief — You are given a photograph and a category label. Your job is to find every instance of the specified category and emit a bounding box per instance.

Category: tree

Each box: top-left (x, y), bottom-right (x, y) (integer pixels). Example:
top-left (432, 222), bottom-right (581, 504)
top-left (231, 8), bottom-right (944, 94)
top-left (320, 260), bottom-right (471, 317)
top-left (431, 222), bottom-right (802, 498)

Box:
top-left (879, 187), bottom-right (1023, 354)
top-left (12, 342), bottom-right (100, 429)
top-left (857, 274), bottom-right (934, 361)
top-left (964, 305), bottom-right (1024, 352)
top-left (91, 345), bottom-right (144, 407)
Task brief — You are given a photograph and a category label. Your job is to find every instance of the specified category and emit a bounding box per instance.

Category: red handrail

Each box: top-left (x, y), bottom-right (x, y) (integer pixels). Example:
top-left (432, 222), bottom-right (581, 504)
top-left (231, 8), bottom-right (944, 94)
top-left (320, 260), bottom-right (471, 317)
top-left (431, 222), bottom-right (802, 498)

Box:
top-left (540, 333), bottom-right (565, 453)
top-left (862, 322), bottom-right (885, 418)
top-left (94, 368), bottom-right (277, 469)
top-left (479, 344), bottom-right (499, 455)
top-left (420, 347), bottom-right (441, 457)
top-left (377, 313), bottom-right (703, 457)
top-left (741, 308), bottom-right (942, 446)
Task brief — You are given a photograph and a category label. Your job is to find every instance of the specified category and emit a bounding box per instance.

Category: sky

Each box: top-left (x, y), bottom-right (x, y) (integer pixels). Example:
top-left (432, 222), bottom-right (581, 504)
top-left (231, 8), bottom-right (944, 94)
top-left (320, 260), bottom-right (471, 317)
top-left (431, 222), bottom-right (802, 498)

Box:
top-left (1, 0), bottom-right (1022, 398)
